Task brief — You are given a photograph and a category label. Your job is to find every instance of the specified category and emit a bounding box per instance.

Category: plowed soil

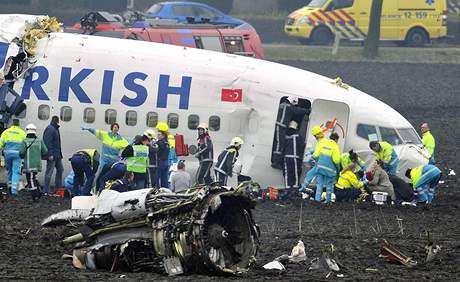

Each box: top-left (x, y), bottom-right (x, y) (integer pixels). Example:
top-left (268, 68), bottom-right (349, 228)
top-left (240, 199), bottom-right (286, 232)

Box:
top-left (1, 62), bottom-right (459, 281)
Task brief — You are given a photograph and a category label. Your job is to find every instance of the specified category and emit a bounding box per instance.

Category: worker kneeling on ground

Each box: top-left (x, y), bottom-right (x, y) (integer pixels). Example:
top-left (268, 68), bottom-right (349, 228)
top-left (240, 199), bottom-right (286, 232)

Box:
top-left (311, 125), bottom-right (340, 205)
top-left (406, 164), bottom-right (442, 204)
top-left (369, 141), bottom-right (399, 176)
top-left (334, 163), bottom-right (367, 202)
top-left (105, 171), bottom-right (135, 193)
top-left (214, 137), bottom-right (244, 186)
top-left (69, 149), bottom-right (100, 196)
top-left (366, 160), bottom-right (396, 203)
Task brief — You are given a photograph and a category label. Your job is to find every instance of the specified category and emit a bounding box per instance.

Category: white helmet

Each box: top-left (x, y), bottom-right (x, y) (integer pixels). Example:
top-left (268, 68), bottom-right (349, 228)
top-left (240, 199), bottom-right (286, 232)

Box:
top-left (197, 123), bottom-right (208, 130)
top-left (230, 136), bottom-right (244, 147)
top-left (143, 128), bottom-right (156, 140)
top-left (288, 96), bottom-right (298, 105)
top-left (25, 123), bottom-right (37, 134)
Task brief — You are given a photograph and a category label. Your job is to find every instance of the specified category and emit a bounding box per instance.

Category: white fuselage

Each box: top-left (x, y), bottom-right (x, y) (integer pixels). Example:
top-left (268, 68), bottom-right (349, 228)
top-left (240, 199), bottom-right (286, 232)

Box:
top-left (9, 32), bottom-right (427, 188)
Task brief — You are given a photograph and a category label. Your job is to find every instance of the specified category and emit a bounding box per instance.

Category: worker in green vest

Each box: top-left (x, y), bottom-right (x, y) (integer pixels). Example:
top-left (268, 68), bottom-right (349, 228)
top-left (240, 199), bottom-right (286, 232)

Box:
top-left (120, 134), bottom-right (150, 190)
top-left (19, 124), bottom-right (48, 201)
top-left (420, 123), bottom-right (436, 164)
top-left (69, 149), bottom-right (100, 196)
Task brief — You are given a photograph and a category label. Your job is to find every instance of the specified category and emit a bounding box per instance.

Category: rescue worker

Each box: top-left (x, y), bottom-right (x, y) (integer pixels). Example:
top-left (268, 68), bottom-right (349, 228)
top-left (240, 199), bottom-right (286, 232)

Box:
top-left (283, 121), bottom-right (302, 190)
top-left (366, 160), bottom-right (396, 202)
top-left (155, 122), bottom-right (170, 188)
top-left (214, 137), bottom-right (244, 186)
top-left (334, 163), bottom-right (366, 202)
top-left (195, 123), bottom-right (213, 185)
top-left (406, 164), bottom-right (442, 204)
top-left (168, 133), bottom-right (178, 176)
top-left (19, 124), bottom-right (48, 201)
top-left (369, 141), bottom-right (399, 176)
top-left (120, 135), bottom-right (149, 190)
top-left (69, 149), bottom-right (100, 196)
top-left (341, 150), bottom-right (365, 172)
top-left (105, 171), bottom-right (135, 193)
top-left (311, 125), bottom-right (340, 205)
top-left (272, 97), bottom-right (308, 168)
top-left (81, 123), bottom-right (129, 188)
top-left (144, 129), bottom-right (158, 188)
top-left (0, 119), bottom-right (26, 196)
top-left (421, 123), bottom-right (436, 164)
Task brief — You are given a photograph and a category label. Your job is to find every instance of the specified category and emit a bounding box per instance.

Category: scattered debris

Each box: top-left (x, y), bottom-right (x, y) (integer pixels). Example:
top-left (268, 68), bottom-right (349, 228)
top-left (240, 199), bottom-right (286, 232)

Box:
top-left (289, 240), bottom-right (306, 263)
top-left (309, 244), bottom-right (341, 272)
top-left (365, 268), bottom-right (379, 272)
top-left (337, 273), bottom-right (344, 278)
top-left (380, 239), bottom-right (417, 267)
top-left (448, 169), bottom-right (456, 176)
top-left (425, 244), bottom-right (441, 263)
top-left (424, 230), bottom-right (441, 263)
top-left (439, 180), bottom-right (445, 184)
top-left (262, 261), bottom-right (285, 271)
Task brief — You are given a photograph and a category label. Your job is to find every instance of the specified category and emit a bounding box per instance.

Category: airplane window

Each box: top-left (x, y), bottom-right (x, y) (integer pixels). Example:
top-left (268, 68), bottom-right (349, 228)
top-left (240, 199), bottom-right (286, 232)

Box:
top-left (188, 114), bottom-right (200, 130)
top-left (379, 127), bottom-right (403, 145)
top-left (209, 116), bottom-right (220, 131)
top-left (60, 106), bottom-right (72, 122)
top-left (126, 110), bottom-right (137, 126)
top-left (38, 105), bottom-right (50, 121)
top-left (105, 109), bottom-right (117, 125)
top-left (356, 124), bottom-right (377, 141)
top-left (397, 128), bottom-right (422, 145)
top-left (146, 112), bottom-right (158, 127)
top-left (83, 107), bottom-right (96, 124)
top-left (16, 106), bottom-right (26, 119)
top-left (168, 113), bottom-right (179, 129)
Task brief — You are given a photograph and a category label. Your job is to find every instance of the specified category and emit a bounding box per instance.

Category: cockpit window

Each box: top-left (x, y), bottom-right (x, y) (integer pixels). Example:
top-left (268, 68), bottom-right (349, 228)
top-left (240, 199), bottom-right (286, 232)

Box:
top-left (356, 124), bottom-right (378, 141)
top-left (397, 128), bottom-right (422, 145)
top-left (379, 127), bottom-right (402, 145)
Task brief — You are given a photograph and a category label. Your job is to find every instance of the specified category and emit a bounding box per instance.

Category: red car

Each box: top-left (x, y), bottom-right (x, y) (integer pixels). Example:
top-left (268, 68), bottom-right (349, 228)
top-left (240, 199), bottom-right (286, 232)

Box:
top-left (69, 24), bottom-right (264, 59)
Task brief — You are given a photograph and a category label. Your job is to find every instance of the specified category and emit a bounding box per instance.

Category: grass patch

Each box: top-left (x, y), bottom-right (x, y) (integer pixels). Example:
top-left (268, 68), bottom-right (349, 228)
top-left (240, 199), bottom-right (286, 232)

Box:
top-left (264, 44), bottom-right (460, 64)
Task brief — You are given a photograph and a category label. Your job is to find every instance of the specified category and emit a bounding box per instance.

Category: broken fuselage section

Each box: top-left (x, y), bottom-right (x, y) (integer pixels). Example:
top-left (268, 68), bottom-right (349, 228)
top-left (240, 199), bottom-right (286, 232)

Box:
top-left (42, 185), bottom-right (260, 276)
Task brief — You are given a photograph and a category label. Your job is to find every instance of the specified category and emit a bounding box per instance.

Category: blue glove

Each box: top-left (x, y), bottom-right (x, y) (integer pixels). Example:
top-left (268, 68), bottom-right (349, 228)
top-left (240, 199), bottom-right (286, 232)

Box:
top-left (81, 127), bottom-right (89, 131)
top-left (299, 185), bottom-right (306, 193)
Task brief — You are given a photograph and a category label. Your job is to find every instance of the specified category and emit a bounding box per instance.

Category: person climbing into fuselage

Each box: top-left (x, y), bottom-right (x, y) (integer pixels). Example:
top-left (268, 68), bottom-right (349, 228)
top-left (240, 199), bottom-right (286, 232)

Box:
top-left (283, 121), bottom-right (303, 190)
top-left (214, 137), bottom-right (244, 186)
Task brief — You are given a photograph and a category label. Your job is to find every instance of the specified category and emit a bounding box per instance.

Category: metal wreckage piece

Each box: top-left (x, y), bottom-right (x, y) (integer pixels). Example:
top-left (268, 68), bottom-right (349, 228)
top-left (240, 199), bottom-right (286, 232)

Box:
top-left (42, 184), bottom-right (260, 276)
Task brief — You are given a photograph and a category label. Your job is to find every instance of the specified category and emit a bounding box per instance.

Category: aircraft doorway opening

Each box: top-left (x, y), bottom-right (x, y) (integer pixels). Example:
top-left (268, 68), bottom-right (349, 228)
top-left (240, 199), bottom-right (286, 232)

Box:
top-left (271, 96), bottom-right (311, 170)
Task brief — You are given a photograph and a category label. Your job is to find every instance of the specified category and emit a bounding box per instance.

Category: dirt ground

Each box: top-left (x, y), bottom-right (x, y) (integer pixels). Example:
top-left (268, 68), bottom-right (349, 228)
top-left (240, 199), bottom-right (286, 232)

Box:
top-left (1, 62), bottom-right (459, 281)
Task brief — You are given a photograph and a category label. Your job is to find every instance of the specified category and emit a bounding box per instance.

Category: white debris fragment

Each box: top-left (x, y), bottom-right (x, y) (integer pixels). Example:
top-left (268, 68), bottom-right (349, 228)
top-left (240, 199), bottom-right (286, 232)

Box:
top-left (439, 180), bottom-right (445, 184)
top-left (448, 169), bottom-right (456, 176)
top-left (263, 261), bottom-right (285, 270)
top-left (289, 240), bottom-right (306, 262)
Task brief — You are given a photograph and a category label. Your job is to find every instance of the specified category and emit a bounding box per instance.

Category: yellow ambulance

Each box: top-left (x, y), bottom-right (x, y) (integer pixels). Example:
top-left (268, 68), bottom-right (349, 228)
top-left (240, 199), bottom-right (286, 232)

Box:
top-left (284, 0), bottom-right (448, 46)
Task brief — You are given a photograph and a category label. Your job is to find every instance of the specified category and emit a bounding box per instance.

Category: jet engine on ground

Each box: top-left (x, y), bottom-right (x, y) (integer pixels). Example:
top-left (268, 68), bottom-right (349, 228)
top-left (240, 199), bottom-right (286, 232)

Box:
top-left (42, 184), bottom-right (260, 276)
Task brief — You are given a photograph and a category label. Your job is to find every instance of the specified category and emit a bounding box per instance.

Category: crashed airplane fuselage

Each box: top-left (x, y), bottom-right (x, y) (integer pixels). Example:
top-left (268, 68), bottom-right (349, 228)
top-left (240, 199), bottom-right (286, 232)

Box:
top-left (0, 14), bottom-right (429, 188)
top-left (42, 185), bottom-right (260, 275)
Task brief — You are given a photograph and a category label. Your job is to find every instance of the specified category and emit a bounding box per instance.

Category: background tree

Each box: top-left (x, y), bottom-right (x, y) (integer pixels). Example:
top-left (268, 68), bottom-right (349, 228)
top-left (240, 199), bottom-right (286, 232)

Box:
top-left (363, 0), bottom-right (383, 59)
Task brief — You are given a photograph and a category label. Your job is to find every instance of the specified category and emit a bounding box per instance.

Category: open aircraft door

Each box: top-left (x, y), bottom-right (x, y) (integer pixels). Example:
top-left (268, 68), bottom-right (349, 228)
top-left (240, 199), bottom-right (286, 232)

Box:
top-left (306, 99), bottom-right (350, 152)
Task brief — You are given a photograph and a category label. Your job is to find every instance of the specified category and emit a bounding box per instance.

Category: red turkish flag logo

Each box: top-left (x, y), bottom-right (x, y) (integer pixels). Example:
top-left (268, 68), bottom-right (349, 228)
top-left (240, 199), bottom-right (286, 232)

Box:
top-left (221, 88), bottom-right (243, 103)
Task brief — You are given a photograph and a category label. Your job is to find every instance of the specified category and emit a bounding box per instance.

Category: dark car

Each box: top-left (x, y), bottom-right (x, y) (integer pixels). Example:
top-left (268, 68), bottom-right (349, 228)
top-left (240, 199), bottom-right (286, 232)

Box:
top-left (138, 1), bottom-right (246, 27)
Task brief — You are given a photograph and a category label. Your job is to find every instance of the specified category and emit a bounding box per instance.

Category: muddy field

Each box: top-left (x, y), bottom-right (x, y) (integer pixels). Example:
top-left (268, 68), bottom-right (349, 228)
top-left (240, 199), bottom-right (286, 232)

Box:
top-left (1, 62), bottom-right (459, 281)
